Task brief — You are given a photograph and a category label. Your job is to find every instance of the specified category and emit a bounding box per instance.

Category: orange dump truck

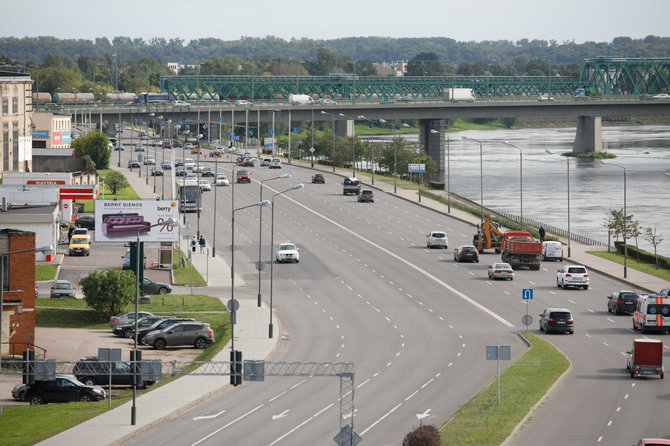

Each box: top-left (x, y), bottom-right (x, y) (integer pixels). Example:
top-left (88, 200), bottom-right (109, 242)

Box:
top-left (501, 231), bottom-right (542, 270)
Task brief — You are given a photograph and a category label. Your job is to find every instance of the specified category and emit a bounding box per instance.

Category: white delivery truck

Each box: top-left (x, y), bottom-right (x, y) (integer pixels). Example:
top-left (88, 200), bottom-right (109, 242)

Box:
top-left (444, 88), bottom-right (476, 101)
top-left (542, 241), bottom-right (563, 261)
top-left (288, 94), bottom-right (315, 105)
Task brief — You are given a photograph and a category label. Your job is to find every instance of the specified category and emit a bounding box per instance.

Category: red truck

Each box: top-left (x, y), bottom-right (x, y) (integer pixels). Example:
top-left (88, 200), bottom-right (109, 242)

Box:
top-left (627, 339), bottom-right (664, 379)
top-left (501, 231), bottom-right (542, 270)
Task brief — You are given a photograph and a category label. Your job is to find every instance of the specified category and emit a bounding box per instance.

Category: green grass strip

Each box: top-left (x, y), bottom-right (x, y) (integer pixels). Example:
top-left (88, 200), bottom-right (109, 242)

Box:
top-left (172, 249), bottom-right (207, 286)
top-left (35, 265), bottom-right (58, 281)
top-left (440, 333), bottom-right (569, 445)
top-left (587, 250), bottom-right (670, 282)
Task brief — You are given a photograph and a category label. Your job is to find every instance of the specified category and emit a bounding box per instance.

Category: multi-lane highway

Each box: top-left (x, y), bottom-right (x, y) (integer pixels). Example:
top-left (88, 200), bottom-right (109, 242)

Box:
top-left (113, 133), bottom-right (666, 445)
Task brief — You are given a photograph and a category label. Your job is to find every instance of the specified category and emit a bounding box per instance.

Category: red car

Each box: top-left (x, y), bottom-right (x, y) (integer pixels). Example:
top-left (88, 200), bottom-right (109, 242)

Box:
top-left (236, 170), bottom-right (251, 183)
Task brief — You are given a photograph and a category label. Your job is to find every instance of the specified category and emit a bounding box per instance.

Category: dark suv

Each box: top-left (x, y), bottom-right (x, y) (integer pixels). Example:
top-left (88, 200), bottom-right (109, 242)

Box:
top-left (358, 190), bottom-right (374, 203)
top-left (142, 321), bottom-right (215, 350)
top-left (454, 245), bottom-right (479, 263)
top-left (23, 374), bottom-right (106, 405)
top-left (607, 290), bottom-right (639, 315)
top-left (112, 315), bottom-right (171, 338)
top-left (73, 357), bottom-right (155, 388)
top-left (539, 308), bottom-right (574, 334)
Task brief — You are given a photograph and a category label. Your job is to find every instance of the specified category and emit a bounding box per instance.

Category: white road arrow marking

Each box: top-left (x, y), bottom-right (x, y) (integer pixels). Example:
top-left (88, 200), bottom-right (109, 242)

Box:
top-left (272, 409), bottom-right (290, 420)
top-left (193, 409), bottom-right (226, 421)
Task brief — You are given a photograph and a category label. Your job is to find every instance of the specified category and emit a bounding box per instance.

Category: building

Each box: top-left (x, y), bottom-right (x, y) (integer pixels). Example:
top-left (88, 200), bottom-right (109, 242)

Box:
top-left (0, 197), bottom-right (59, 261)
top-left (0, 70), bottom-right (33, 174)
top-left (32, 112), bottom-right (72, 149)
top-left (0, 228), bottom-right (38, 358)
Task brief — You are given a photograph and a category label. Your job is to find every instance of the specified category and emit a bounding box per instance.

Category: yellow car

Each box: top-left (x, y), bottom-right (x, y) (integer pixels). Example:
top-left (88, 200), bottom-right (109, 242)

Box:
top-left (69, 234), bottom-right (91, 256)
top-left (191, 146), bottom-right (202, 154)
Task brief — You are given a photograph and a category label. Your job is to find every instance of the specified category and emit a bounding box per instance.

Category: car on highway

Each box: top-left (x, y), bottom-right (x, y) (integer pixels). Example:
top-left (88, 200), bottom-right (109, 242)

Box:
top-left (172, 100), bottom-right (190, 106)
top-left (162, 161), bottom-right (172, 170)
top-left (132, 317), bottom-right (196, 344)
top-left (50, 280), bottom-right (75, 299)
top-left (142, 321), bottom-right (215, 350)
top-left (261, 158), bottom-right (271, 167)
top-left (237, 169), bottom-right (251, 183)
top-left (109, 311), bottom-right (154, 329)
top-left (199, 179), bottom-right (211, 191)
top-left (539, 308), bottom-right (574, 334)
top-left (607, 290), bottom-right (638, 314)
top-left (317, 98), bottom-right (337, 105)
top-left (184, 172), bottom-right (198, 185)
top-left (23, 374), bottom-right (106, 405)
top-left (311, 173), bottom-right (325, 184)
top-left (134, 145), bottom-right (146, 152)
top-left (276, 242), bottom-right (300, 263)
top-left (175, 166), bottom-right (187, 176)
top-left (215, 174), bottom-right (230, 186)
top-left (270, 158), bottom-right (282, 169)
top-left (68, 234), bottom-right (90, 256)
top-left (235, 99), bottom-right (252, 106)
top-left (151, 166), bottom-right (164, 176)
top-left (114, 144), bottom-right (124, 151)
top-left (426, 231), bottom-right (448, 249)
top-left (75, 215), bottom-right (95, 230)
top-left (237, 157), bottom-right (255, 167)
top-left (557, 264), bottom-right (589, 290)
top-left (73, 357), bottom-right (155, 388)
top-left (454, 245), bottom-right (479, 263)
top-left (112, 315), bottom-right (171, 338)
top-left (174, 159), bottom-right (184, 167)
top-left (343, 177), bottom-right (361, 195)
top-left (184, 158), bottom-right (196, 170)
top-left (488, 262), bottom-right (514, 280)
top-left (143, 277), bottom-right (172, 295)
top-left (358, 190), bottom-right (374, 203)
top-left (143, 155), bottom-right (155, 165)
top-left (542, 241), bottom-right (564, 261)
top-left (127, 159), bottom-right (140, 168)
top-left (200, 167), bottom-right (215, 177)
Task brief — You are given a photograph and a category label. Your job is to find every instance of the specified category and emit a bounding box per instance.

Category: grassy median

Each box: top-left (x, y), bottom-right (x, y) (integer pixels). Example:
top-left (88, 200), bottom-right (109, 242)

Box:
top-left (440, 333), bottom-right (569, 445)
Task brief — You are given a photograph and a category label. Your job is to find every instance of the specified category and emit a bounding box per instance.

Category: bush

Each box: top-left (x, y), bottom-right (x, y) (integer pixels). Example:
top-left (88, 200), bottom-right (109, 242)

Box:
top-left (79, 269), bottom-right (136, 320)
top-left (615, 242), bottom-right (670, 269)
top-left (402, 425), bottom-right (441, 446)
top-left (428, 181), bottom-right (445, 190)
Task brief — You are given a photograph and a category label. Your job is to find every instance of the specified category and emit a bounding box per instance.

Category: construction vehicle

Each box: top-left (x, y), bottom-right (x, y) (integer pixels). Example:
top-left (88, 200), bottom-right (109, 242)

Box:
top-left (501, 231), bottom-right (542, 270)
top-left (473, 217), bottom-right (503, 253)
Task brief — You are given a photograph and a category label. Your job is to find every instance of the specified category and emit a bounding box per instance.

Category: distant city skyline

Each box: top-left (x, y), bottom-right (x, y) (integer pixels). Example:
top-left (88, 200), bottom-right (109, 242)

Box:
top-left (4, 0), bottom-right (669, 45)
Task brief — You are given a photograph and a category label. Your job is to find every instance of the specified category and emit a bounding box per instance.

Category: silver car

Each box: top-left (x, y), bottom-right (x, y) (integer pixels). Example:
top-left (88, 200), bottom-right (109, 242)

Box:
top-left (426, 231), bottom-right (448, 249)
top-left (109, 311), bottom-right (154, 329)
top-left (142, 321), bottom-right (215, 349)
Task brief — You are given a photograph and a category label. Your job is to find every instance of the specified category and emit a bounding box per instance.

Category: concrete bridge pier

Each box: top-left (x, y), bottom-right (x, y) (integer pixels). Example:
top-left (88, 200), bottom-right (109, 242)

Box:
top-left (419, 119), bottom-right (446, 181)
top-left (573, 116), bottom-right (602, 153)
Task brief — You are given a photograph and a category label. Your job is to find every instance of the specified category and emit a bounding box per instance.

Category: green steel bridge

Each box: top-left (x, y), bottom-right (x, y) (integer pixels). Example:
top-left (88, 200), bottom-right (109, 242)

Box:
top-left (159, 57), bottom-right (670, 102)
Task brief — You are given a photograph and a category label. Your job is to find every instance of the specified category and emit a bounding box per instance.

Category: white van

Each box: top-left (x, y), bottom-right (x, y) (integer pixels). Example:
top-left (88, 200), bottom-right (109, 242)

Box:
top-left (270, 158), bottom-right (282, 169)
top-left (542, 241), bottom-right (563, 261)
top-left (633, 294), bottom-right (670, 333)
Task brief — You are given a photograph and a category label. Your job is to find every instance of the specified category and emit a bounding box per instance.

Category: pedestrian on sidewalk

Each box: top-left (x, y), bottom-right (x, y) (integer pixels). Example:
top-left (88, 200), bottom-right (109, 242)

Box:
top-left (190, 235), bottom-right (197, 253)
top-left (539, 226), bottom-right (546, 242)
top-left (199, 235), bottom-right (206, 253)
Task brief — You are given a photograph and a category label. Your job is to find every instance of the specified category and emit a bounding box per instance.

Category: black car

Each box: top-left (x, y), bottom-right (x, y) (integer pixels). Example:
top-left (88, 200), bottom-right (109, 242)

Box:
top-left (143, 278), bottom-right (172, 295)
top-left (112, 315), bottom-right (171, 338)
top-left (454, 245), bottom-right (479, 263)
top-left (312, 173), bottom-right (325, 184)
top-left (127, 159), bottom-right (140, 168)
top-left (358, 190), bottom-right (374, 203)
top-left (73, 357), bottom-right (154, 388)
top-left (134, 317), bottom-right (195, 343)
top-left (23, 374), bottom-right (106, 405)
top-left (151, 167), bottom-right (164, 176)
top-left (200, 167), bottom-right (215, 177)
top-left (75, 215), bottom-right (95, 230)
top-left (607, 290), bottom-right (639, 314)
top-left (539, 308), bottom-right (574, 334)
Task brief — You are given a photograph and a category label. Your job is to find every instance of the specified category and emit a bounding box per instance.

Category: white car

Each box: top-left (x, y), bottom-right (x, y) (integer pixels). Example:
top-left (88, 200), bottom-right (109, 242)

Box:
top-left (199, 179), bottom-right (211, 191)
top-left (173, 100), bottom-right (190, 106)
top-left (426, 231), bottom-right (448, 249)
top-left (235, 100), bottom-right (252, 106)
top-left (184, 173), bottom-right (198, 185)
top-left (184, 158), bottom-right (196, 170)
top-left (215, 174), bottom-right (230, 186)
top-left (488, 262), bottom-right (514, 280)
top-left (276, 242), bottom-right (299, 263)
top-left (557, 265), bottom-right (589, 290)
top-left (261, 158), bottom-right (272, 167)
top-left (270, 158), bottom-right (282, 169)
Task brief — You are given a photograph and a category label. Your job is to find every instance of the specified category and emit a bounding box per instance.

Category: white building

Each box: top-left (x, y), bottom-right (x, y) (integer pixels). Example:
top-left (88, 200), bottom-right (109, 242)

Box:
top-left (0, 70), bottom-right (33, 174)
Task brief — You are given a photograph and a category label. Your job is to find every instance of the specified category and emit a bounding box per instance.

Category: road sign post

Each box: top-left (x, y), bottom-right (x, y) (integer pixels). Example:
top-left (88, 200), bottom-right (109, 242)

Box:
top-left (486, 345), bottom-right (511, 405)
top-left (522, 288), bottom-right (533, 331)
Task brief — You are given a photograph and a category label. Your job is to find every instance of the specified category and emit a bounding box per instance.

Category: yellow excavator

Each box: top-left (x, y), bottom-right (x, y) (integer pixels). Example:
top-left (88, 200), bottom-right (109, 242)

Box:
top-left (473, 217), bottom-right (504, 253)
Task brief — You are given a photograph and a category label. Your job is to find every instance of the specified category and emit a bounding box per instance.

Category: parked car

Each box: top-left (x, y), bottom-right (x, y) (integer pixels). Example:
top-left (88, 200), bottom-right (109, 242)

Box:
top-left (454, 245), bottom-right (479, 263)
top-left (12, 383), bottom-right (26, 400)
top-left (488, 262), bottom-right (514, 280)
top-left (122, 249), bottom-right (146, 270)
top-left (426, 231), bottom-right (448, 249)
top-left (127, 159), bottom-right (140, 168)
top-left (311, 173), bottom-right (325, 184)
top-left (151, 166), bottom-right (164, 176)
top-left (539, 308), bottom-right (574, 334)
top-left (50, 280), bottom-right (75, 299)
top-left (112, 315), bottom-right (171, 338)
top-left (200, 167), bottom-right (215, 177)
top-left (199, 179), bottom-right (211, 191)
top-left (358, 190), bottom-right (374, 203)
top-left (109, 311), bottom-right (154, 329)
top-left (143, 278), bottom-right (172, 295)
top-left (68, 234), bottom-right (90, 256)
top-left (261, 158), bottom-right (272, 167)
top-left (237, 170), bottom-right (251, 183)
top-left (133, 317), bottom-right (195, 344)
top-left (215, 174), bottom-right (230, 186)
top-left (276, 242), bottom-right (300, 263)
top-left (607, 290), bottom-right (639, 314)
top-left (74, 215), bottom-right (95, 230)
top-left (142, 321), bottom-right (215, 350)
top-left (73, 357), bottom-right (155, 388)
top-left (557, 264), bottom-right (589, 290)
top-left (23, 374), bottom-right (106, 405)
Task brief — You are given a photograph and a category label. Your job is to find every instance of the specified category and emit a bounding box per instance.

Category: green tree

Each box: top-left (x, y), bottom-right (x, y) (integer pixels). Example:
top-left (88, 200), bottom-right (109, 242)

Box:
top-left (644, 226), bottom-right (664, 269)
top-left (105, 170), bottom-right (129, 195)
top-left (71, 130), bottom-right (110, 169)
top-left (406, 52), bottom-right (447, 76)
top-left (79, 269), bottom-right (136, 320)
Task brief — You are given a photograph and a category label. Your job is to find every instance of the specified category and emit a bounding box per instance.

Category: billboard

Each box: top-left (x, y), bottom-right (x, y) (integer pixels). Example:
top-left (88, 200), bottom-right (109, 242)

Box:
top-left (95, 200), bottom-right (180, 243)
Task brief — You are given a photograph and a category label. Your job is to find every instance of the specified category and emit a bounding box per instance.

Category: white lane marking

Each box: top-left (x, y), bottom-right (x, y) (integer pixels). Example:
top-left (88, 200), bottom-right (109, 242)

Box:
top-left (269, 391), bottom-right (286, 402)
top-left (607, 420), bottom-right (612, 426)
top-left (357, 379), bottom-right (371, 388)
top-left (273, 409), bottom-right (290, 420)
top-left (607, 318), bottom-right (615, 323)
top-left (190, 404), bottom-right (264, 446)
top-left (359, 402), bottom-right (402, 436)
top-left (193, 409), bottom-right (227, 421)
top-left (405, 390), bottom-right (419, 401)
top-left (588, 309), bottom-right (595, 313)
top-left (269, 403), bottom-right (334, 445)
top-left (568, 299), bottom-right (576, 304)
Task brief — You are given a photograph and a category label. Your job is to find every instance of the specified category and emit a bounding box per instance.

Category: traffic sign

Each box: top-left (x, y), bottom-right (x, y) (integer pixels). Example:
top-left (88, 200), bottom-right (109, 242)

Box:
top-left (269, 129), bottom-right (274, 135)
top-left (522, 314), bottom-right (533, 326)
top-left (309, 147), bottom-right (315, 153)
top-left (293, 127), bottom-right (298, 133)
top-left (332, 152), bottom-right (336, 158)
top-left (298, 139), bottom-right (303, 144)
top-left (522, 289), bottom-right (533, 300)
top-left (408, 163), bottom-right (425, 173)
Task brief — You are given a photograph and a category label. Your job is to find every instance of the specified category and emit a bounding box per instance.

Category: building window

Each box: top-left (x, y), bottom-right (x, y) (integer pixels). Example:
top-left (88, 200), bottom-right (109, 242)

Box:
top-left (12, 130), bottom-right (18, 170)
top-left (1, 255), bottom-right (7, 291)
top-left (12, 97), bottom-right (18, 115)
top-left (3, 131), bottom-right (8, 171)
top-left (2, 98), bottom-right (7, 115)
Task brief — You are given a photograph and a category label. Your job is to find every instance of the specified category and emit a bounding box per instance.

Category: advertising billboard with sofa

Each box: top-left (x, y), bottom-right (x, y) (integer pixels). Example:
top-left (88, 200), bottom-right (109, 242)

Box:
top-left (95, 200), bottom-right (180, 242)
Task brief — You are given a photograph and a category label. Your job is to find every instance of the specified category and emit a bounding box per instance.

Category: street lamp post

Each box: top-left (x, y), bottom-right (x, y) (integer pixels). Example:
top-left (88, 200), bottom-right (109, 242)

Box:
top-left (321, 111), bottom-right (336, 173)
top-left (601, 161), bottom-right (627, 278)
top-left (502, 141), bottom-right (523, 230)
top-left (358, 115), bottom-right (374, 184)
top-left (131, 218), bottom-right (177, 425)
top-left (339, 113), bottom-right (356, 177)
top-left (257, 174), bottom-right (291, 308)
top-left (269, 183), bottom-right (304, 338)
top-left (463, 136), bottom-right (484, 225)
top-left (379, 119), bottom-right (398, 193)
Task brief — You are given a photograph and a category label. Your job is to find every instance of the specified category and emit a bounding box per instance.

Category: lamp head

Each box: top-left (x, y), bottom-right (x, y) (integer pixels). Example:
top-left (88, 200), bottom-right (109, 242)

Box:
top-left (258, 200), bottom-right (271, 207)
top-left (402, 123), bottom-right (410, 128)
top-left (430, 129), bottom-right (439, 134)
top-left (379, 118), bottom-right (388, 124)
top-left (357, 115), bottom-right (366, 119)
top-left (280, 174), bottom-right (291, 179)
top-left (293, 183), bottom-right (304, 190)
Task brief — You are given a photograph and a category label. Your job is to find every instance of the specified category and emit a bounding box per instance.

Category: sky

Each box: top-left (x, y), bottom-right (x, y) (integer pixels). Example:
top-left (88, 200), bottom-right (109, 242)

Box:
top-left (3, 0), bottom-right (669, 44)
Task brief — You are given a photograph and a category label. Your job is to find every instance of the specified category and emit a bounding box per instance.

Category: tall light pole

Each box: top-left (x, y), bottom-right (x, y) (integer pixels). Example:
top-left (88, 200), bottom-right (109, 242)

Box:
top-left (358, 115), bottom-right (374, 184)
top-left (131, 218), bottom-right (177, 425)
top-left (269, 183), bottom-right (304, 338)
top-left (257, 174), bottom-right (291, 308)
top-left (339, 113), bottom-right (356, 177)
top-left (321, 111), bottom-right (336, 172)
top-left (546, 150), bottom-right (571, 258)
top-left (601, 161), bottom-right (628, 278)
top-left (502, 141), bottom-right (523, 231)
top-left (463, 136), bottom-right (484, 225)
top-left (379, 119), bottom-right (398, 193)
